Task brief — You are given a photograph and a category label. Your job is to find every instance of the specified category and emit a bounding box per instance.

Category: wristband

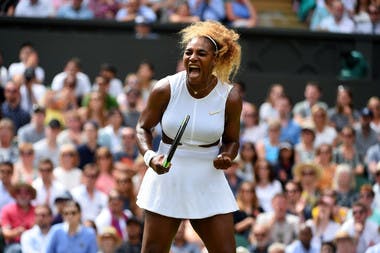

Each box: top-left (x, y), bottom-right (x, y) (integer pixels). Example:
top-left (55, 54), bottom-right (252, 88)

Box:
top-left (143, 150), bottom-right (157, 167)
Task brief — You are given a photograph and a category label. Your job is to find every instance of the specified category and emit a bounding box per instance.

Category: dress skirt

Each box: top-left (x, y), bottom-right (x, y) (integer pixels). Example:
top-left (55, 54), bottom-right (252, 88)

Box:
top-left (136, 141), bottom-right (238, 219)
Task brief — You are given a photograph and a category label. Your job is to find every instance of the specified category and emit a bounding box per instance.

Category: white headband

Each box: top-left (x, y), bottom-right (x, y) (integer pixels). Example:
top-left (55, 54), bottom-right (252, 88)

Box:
top-left (204, 35), bottom-right (218, 53)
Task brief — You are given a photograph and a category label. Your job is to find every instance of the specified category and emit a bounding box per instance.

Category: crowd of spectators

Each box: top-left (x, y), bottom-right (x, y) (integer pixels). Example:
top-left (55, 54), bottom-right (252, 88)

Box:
top-left (294, 0), bottom-right (380, 34)
top-left (0, 35), bottom-right (380, 253)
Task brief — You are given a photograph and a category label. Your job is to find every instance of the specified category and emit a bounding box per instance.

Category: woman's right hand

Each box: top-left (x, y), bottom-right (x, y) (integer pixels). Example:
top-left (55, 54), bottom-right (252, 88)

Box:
top-left (150, 154), bottom-right (171, 175)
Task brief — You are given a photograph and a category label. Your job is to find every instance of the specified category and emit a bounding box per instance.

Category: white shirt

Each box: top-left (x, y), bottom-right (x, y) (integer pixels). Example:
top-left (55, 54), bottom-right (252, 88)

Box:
top-left (33, 139), bottom-right (60, 167)
top-left (71, 184), bottom-right (108, 221)
top-left (92, 78), bottom-right (123, 98)
top-left (341, 219), bottom-right (380, 253)
top-left (306, 219), bottom-right (340, 248)
top-left (255, 180), bottom-right (283, 212)
top-left (0, 66), bottom-right (8, 87)
top-left (8, 62), bottom-right (45, 82)
top-left (51, 71), bottom-right (91, 97)
top-left (366, 243), bottom-right (380, 253)
top-left (241, 124), bottom-right (268, 145)
top-left (319, 15), bottom-right (355, 33)
top-left (95, 207), bottom-right (132, 240)
top-left (20, 225), bottom-right (50, 253)
top-left (15, 0), bottom-right (54, 17)
top-left (314, 126), bottom-right (337, 148)
top-left (0, 181), bottom-right (14, 212)
top-left (32, 178), bottom-right (66, 214)
top-left (53, 167), bottom-right (82, 190)
top-left (20, 83), bottom-right (47, 114)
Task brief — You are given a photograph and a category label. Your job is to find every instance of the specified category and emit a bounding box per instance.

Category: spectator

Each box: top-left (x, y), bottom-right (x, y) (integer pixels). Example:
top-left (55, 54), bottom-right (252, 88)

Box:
top-left (115, 215), bottom-right (143, 253)
top-left (51, 57), bottom-right (91, 100)
top-left (53, 143), bottom-right (82, 190)
top-left (334, 230), bottom-right (356, 253)
top-left (57, 110), bottom-right (84, 146)
top-left (236, 141), bottom-right (258, 182)
top-left (357, 184), bottom-right (380, 225)
top-left (311, 104), bottom-right (338, 148)
top-left (340, 201), bottom-right (380, 253)
top-left (268, 242), bottom-right (286, 253)
top-left (115, 0), bottom-right (157, 22)
top-left (276, 94), bottom-right (301, 145)
top-left (8, 43), bottom-right (45, 83)
top-left (17, 104), bottom-right (46, 144)
top-left (20, 204), bottom-right (53, 253)
top-left (256, 119), bottom-right (281, 166)
top-left (170, 220), bottom-right (201, 253)
top-left (51, 191), bottom-right (73, 225)
top-left (0, 161), bottom-right (15, 212)
top-left (234, 181), bottom-right (263, 243)
top-left (274, 142), bottom-right (295, 186)
top-left (78, 91), bottom-right (109, 128)
top-left (225, 157), bottom-right (245, 196)
top-left (328, 85), bottom-right (360, 132)
top-left (293, 162), bottom-right (322, 215)
top-left (225, 0), bottom-right (257, 28)
top-left (19, 67), bottom-right (47, 114)
top-left (114, 126), bottom-right (139, 163)
top-left (353, 0), bottom-right (372, 34)
top-left (247, 223), bottom-right (272, 253)
top-left (333, 126), bottom-right (367, 188)
top-left (0, 0), bottom-right (18, 16)
top-left (368, 3), bottom-right (380, 34)
top-left (56, 0), bottom-right (94, 19)
top-left (97, 226), bottom-right (122, 253)
top-left (305, 197), bottom-right (340, 248)
top-left (45, 200), bottom-right (98, 253)
top-left (319, 0), bottom-right (355, 32)
top-left (94, 147), bottom-right (116, 194)
top-left (14, 0), bottom-right (54, 17)
top-left (0, 182), bottom-right (36, 253)
top-left (99, 108), bottom-right (124, 155)
top-left (292, 81), bottom-right (328, 126)
top-left (295, 121), bottom-right (316, 163)
top-left (367, 96), bottom-right (380, 134)
top-left (33, 119), bottom-right (62, 167)
top-left (284, 180), bottom-right (307, 220)
top-left (256, 193), bottom-right (300, 245)
top-left (254, 159), bottom-right (283, 212)
top-left (1, 81), bottom-right (31, 132)
top-left (240, 103), bottom-right (267, 145)
top-left (285, 223), bottom-right (319, 253)
top-left (0, 50), bottom-right (8, 87)
top-left (71, 163), bottom-right (108, 222)
top-left (95, 63), bottom-right (123, 98)
top-left (168, 1), bottom-right (200, 23)
top-left (355, 107), bottom-right (378, 158)
top-left (314, 143), bottom-right (337, 191)
top-left (0, 119), bottom-right (19, 164)
top-left (135, 60), bottom-right (157, 103)
top-left (188, 0), bottom-right (226, 22)
top-left (134, 15), bottom-right (159, 39)
top-left (87, 0), bottom-right (119, 19)
top-left (77, 120), bottom-right (101, 169)
top-left (82, 76), bottom-right (119, 110)
top-left (121, 87), bottom-right (142, 128)
top-left (95, 189), bottom-right (132, 241)
top-left (333, 163), bottom-right (359, 208)
top-left (259, 83), bottom-right (284, 124)
top-left (310, 0), bottom-right (334, 31)
top-left (32, 158), bottom-right (66, 213)
top-left (13, 142), bottom-right (38, 184)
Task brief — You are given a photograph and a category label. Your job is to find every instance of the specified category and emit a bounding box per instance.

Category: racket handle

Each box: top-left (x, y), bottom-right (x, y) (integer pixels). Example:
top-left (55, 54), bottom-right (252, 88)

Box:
top-left (162, 158), bottom-right (170, 168)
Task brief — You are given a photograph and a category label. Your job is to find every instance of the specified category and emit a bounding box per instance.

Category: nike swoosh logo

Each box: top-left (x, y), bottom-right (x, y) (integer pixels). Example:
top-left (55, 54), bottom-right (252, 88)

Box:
top-left (209, 110), bottom-right (222, 115)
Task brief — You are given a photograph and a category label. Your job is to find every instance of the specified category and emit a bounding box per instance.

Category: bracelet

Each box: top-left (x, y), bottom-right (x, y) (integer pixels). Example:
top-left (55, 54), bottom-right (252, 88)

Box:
top-left (143, 150), bottom-right (157, 167)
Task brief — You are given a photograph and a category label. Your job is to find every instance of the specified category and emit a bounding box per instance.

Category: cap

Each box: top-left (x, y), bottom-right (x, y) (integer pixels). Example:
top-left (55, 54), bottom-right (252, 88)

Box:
top-left (279, 142), bottom-right (293, 150)
top-left (135, 15), bottom-right (152, 25)
top-left (301, 121), bottom-right (315, 133)
top-left (54, 191), bottom-right (73, 203)
top-left (48, 119), bottom-right (62, 129)
top-left (32, 104), bottom-right (45, 114)
top-left (360, 107), bottom-right (373, 118)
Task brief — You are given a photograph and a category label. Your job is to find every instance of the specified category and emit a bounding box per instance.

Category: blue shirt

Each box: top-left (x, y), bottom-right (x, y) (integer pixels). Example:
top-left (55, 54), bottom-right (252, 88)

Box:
top-left (1, 102), bottom-right (30, 131)
top-left (45, 223), bottom-right (97, 253)
top-left (57, 4), bottom-right (94, 19)
top-left (188, 0), bottom-right (225, 21)
top-left (280, 119), bottom-right (301, 145)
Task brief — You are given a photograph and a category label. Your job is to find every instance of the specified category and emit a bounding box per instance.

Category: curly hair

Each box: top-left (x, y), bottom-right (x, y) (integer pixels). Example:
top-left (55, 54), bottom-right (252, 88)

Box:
top-left (179, 21), bottom-right (241, 83)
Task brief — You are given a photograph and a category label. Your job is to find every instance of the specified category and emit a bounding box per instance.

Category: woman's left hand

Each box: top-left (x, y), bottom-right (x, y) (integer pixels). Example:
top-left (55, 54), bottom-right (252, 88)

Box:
top-left (213, 152), bottom-right (232, 170)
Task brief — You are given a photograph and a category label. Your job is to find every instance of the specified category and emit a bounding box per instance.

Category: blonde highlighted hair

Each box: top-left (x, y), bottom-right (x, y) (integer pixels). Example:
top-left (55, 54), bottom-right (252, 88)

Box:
top-left (179, 21), bottom-right (241, 83)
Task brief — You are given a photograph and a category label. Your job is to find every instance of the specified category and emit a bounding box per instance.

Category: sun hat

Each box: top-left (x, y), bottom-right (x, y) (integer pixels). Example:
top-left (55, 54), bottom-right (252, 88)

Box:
top-left (98, 226), bottom-right (122, 246)
top-left (293, 162), bottom-right (322, 180)
top-left (10, 182), bottom-right (37, 199)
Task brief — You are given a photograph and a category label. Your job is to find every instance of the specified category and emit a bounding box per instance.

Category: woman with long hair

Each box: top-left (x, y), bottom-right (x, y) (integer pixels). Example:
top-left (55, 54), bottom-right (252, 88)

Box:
top-left (95, 147), bottom-right (115, 195)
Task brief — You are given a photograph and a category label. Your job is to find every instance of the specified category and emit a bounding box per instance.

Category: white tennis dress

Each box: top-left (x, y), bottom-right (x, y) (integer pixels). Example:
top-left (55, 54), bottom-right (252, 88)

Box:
top-left (136, 71), bottom-right (238, 219)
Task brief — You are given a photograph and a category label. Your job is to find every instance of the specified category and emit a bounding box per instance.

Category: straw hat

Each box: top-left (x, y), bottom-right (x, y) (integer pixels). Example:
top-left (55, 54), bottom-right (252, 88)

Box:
top-left (98, 226), bottom-right (122, 246)
top-left (293, 162), bottom-right (322, 180)
top-left (10, 182), bottom-right (37, 200)
top-left (334, 230), bottom-right (353, 242)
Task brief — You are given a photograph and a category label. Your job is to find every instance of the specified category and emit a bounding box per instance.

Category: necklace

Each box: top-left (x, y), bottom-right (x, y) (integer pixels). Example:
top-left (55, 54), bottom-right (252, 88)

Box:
top-left (186, 77), bottom-right (215, 95)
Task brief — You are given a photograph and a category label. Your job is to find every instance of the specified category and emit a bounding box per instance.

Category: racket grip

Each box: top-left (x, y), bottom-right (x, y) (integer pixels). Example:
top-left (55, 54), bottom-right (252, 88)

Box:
top-left (162, 158), bottom-right (171, 168)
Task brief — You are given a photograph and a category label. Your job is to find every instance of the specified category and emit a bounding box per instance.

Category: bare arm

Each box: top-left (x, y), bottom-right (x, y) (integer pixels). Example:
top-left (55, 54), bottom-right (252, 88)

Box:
top-left (213, 85), bottom-right (242, 170)
top-left (136, 78), bottom-right (170, 173)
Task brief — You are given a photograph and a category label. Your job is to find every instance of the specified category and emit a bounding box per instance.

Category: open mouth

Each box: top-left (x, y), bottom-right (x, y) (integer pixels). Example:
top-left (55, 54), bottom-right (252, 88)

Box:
top-left (188, 65), bottom-right (200, 78)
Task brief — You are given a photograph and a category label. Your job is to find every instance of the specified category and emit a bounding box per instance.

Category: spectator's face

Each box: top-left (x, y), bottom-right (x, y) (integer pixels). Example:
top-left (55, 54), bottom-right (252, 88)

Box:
top-left (272, 196), bottom-right (287, 219)
top-left (332, 1), bottom-right (344, 20)
top-left (336, 239), bottom-right (355, 253)
top-left (38, 162), bottom-right (54, 182)
top-left (4, 83), bottom-right (20, 104)
top-left (65, 61), bottom-right (80, 75)
top-left (35, 206), bottom-right (52, 229)
top-left (15, 187), bottom-right (33, 207)
top-left (19, 46), bottom-right (33, 63)
top-left (83, 168), bottom-right (99, 188)
top-left (0, 164), bottom-right (13, 183)
top-left (304, 85), bottom-right (320, 104)
top-left (352, 206), bottom-right (367, 223)
top-left (285, 183), bottom-right (301, 202)
top-left (83, 123), bottom-right (98, 141)
top-left (63, 205), bottom-right (81, 226)
top-left (299, 227), bottom-right (312, 248)
top-left (252, 226), bottom-right (270, 247)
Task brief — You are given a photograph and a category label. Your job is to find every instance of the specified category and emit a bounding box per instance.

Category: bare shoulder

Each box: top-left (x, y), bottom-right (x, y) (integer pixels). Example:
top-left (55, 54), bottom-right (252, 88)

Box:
top-left (226, 84), bottom-right (242, 111)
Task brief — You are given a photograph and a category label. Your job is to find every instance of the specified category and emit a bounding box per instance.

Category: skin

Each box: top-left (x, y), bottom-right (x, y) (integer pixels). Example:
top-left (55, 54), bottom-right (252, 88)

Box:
top-left (136, 36), bottom-right (241, 253)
